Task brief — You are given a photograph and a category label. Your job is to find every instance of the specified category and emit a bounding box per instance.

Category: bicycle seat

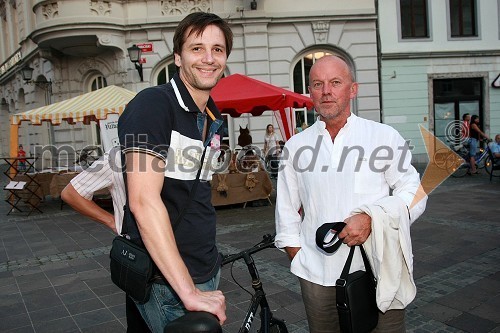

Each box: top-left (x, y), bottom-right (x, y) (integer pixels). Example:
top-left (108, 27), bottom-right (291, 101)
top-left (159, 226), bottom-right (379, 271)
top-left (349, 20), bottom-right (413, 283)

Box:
top-left (164, 311), bottom-right (221, 333)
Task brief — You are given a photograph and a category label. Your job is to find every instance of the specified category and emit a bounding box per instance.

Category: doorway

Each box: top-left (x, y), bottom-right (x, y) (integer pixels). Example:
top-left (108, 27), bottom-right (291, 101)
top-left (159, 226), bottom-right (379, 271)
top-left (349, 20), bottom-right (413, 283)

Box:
top-left (433, 78), bottom-right (483, 145)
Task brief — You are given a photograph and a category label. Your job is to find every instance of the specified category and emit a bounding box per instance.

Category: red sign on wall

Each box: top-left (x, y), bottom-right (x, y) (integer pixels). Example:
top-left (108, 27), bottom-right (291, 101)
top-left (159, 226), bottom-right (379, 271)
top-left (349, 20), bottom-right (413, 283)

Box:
top-left (137, 43), bottom-right (153, 53)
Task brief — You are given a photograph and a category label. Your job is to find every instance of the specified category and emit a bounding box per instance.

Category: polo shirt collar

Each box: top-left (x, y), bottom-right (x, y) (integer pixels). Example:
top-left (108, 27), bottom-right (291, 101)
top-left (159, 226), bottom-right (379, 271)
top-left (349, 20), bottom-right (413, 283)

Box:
top-left (170, 73), bottom-right (222, 119)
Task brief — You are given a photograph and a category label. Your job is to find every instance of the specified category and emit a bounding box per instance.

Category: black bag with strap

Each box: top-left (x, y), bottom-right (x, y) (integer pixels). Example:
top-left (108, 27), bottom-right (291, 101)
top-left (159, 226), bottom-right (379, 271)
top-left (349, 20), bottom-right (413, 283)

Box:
top-left (336, 245), bottom-right (378, 333)
top-left (315, 222), bottom-right (379, 333)
top-left (109, 147), bottom-right (207, 303)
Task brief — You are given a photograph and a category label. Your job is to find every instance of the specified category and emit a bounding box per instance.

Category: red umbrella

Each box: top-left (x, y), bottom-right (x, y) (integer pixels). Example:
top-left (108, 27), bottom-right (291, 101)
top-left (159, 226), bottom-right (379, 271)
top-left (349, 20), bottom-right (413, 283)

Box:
top-left (211, 74), bottom-right (313, 139)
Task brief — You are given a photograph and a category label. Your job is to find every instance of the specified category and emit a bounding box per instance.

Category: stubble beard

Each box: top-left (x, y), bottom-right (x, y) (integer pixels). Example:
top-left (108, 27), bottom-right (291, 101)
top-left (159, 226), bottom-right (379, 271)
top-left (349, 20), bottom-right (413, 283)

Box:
top-left (317, 103), bottom-right (342, 121)
top-left (180, 66), bottom-right (224, 93)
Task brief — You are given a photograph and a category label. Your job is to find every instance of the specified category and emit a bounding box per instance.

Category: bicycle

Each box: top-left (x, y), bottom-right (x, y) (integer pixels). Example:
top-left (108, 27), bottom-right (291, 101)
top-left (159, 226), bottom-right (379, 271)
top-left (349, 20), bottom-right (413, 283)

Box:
top-left (164, 234), bottom-right (288, 333)
top-left (434, 139), bottom-right (491, 177)
top-left (221, 233), bottom-right (288, 333)
top-left (235, 146), bottom-right (280, 179)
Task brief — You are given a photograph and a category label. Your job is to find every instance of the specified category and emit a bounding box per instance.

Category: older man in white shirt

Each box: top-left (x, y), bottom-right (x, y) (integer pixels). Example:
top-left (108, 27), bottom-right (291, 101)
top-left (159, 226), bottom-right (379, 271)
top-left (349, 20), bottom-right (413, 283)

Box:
top-left (275, 55), bottom-right (426, 333)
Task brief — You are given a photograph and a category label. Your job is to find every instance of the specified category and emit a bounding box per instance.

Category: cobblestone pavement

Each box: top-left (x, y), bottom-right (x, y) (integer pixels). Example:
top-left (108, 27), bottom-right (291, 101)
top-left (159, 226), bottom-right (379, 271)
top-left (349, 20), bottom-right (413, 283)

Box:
top-left (0, 166), bottom-right (499, 332)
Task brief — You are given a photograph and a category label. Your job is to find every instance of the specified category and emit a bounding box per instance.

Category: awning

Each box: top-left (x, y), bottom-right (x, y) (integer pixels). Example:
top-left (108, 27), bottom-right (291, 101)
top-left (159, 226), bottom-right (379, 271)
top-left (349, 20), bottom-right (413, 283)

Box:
top-left (211, 74), bottom-right (313, 140)
top-left (11, 85), bottom-right (136, 125)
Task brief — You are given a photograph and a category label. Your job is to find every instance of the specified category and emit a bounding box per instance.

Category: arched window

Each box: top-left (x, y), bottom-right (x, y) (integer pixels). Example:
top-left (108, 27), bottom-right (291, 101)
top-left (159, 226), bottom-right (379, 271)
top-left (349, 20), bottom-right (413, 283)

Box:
top-left (292, 51), bottom-right (333, 95)
top-left (156, 61), bottom-right (178, 85)
top-left (86, 74), bottom-right (108, 147)
top-left (90, 75), bottom-right (108, 91)
top-left (291, 51), bottom-right (333, 127)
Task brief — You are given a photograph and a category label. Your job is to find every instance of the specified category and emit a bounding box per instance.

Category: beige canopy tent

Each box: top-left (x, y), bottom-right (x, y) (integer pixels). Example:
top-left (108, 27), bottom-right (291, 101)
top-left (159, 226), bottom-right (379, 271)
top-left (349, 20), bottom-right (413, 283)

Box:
top-left (9, 85), bottom-right (137, 157)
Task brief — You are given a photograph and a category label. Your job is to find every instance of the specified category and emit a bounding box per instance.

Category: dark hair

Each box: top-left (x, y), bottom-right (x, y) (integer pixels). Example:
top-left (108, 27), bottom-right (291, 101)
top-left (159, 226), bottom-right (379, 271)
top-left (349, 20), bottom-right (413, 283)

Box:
top-left (173, 12), bottom-right (233, 57)
top-left (470, 115), bottom-right (479, 124)
top-left (462, 113), bottom-right (470, 120)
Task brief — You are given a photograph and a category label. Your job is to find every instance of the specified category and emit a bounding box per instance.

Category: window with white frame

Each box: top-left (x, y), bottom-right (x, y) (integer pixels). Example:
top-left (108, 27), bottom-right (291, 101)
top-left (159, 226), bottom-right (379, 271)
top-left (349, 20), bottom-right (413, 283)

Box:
top-left (90, 75), bottom-right (107, 91)
top-left (292, 51), bottom-right (333, 95)
top-left (88, 75), bottom-right (107, 147)
top-left (291, 51), bottom-right (334, 128)
top-left (156, 61), bottom-right (178, 85)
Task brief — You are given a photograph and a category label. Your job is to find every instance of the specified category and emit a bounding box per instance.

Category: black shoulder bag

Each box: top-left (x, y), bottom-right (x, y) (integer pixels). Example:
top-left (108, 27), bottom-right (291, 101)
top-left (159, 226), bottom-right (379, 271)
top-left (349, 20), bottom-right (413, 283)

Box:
top-left (316, 222), bottom-right (379, 333)
top-left (109, 147), bottom-right (207, 303)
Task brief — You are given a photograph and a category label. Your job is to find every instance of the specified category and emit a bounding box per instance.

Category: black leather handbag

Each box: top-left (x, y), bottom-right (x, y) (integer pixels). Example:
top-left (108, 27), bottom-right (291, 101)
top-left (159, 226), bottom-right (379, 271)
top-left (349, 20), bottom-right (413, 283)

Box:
top-left (315, 222), bottom-right (379, 333)
top-left (109, 229), bottom-right (155, 303)
top-left (336, 245), bottom-right (379, 333)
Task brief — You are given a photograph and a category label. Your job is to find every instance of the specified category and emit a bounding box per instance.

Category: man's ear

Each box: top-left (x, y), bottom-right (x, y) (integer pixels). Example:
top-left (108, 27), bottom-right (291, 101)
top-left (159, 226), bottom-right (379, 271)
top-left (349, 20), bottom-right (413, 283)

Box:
top-left (174, 53), bottom-right (181, 67)
top-left (350, 82), bottom-right (359, 98)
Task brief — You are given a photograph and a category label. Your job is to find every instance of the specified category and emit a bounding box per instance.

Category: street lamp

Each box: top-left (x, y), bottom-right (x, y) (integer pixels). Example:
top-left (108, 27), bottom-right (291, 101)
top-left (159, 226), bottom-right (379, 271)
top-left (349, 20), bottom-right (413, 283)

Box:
top-left (20, 65), bottom-right (52, 95)
top-left (127, 44), bottom-right (144, 81)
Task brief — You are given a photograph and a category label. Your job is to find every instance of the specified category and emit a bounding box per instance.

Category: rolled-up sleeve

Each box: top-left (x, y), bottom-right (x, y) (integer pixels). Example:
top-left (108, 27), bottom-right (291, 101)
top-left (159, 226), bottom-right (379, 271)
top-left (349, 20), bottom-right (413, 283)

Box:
top-left (275, 143), bottom-right (303, 249)
top-left (384, 133), bottom-right (427, 223)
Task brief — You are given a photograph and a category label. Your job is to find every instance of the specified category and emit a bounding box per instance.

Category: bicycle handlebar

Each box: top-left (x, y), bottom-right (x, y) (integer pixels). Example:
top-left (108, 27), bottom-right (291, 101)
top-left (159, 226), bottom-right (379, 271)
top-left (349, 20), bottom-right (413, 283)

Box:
top-left (221, 233), bottom-right (276, 266)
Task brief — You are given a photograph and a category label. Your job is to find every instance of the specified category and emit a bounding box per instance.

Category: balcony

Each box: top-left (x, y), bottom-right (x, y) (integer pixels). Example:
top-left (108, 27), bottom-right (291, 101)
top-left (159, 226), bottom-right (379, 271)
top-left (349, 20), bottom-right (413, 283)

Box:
top-left (30, 0), bottom-right (134, 57)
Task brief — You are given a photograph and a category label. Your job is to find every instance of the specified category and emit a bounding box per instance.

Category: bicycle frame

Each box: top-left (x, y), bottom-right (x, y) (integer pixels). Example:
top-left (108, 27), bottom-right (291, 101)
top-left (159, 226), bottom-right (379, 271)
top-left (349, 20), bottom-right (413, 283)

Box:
top-left (222, 234), bottom-right (288, 333)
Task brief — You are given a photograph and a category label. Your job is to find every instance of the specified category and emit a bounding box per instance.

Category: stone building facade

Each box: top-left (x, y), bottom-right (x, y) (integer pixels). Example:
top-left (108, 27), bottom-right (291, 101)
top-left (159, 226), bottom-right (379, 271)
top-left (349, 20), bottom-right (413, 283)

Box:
top-left (0, 0), bottom-right (378, 167)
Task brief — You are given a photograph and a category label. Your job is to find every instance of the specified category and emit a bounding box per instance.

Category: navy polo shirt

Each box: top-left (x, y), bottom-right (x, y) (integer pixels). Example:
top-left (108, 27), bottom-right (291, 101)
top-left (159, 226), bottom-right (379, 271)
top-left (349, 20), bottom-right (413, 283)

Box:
top-left (118, 73), bottom-right (223, 283)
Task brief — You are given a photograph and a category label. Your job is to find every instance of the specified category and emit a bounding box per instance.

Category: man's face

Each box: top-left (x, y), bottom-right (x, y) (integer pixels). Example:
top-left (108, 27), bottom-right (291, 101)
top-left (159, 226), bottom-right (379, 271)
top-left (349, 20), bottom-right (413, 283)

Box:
top-left (175, 25), bottom-right (227, 93)
top-left (496, 135), bottom-right (500, 144)
top-left (308, 57), bottom-right (358, 121)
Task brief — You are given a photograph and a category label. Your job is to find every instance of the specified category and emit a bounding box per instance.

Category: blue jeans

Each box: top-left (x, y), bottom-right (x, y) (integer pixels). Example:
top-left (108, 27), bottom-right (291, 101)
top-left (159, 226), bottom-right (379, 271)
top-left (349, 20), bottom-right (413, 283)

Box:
top-left (134, 269), bottom-right (221, 333)
top-left (469, 138), bottom-right (478, 158)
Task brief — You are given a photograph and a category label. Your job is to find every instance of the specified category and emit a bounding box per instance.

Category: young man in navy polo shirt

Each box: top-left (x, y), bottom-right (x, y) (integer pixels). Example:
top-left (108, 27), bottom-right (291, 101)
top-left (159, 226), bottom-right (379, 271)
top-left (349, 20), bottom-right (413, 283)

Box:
top-left (118, 12), bottom-right (232, 332)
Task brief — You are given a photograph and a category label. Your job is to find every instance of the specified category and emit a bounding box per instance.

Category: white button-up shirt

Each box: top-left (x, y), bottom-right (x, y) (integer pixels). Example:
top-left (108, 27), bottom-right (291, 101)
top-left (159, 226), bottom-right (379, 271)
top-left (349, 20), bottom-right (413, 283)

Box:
top-left (275, 114), bottom-right (426, 286)
top-left (71, 150), bottom-right (125, 234)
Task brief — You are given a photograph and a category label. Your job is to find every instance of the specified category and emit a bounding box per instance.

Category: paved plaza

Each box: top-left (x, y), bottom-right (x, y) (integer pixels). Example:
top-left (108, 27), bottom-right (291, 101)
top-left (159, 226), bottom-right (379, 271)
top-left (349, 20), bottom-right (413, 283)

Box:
top-left (0, 166), bottom-right (499, 332)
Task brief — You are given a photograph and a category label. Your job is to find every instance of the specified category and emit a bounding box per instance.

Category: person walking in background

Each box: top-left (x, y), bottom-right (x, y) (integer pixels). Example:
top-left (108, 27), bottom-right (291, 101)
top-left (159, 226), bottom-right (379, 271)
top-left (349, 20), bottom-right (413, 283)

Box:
top-left (118, 12), bottom-right (232, 332)
top-left (263, 124), bottom-right (279, 178)
top-left (60, 149), bottom-right (151, 333)
top-left (275, 55), bottom-right (426, 333)
top-left (468, 114), bottom-right (489, 174)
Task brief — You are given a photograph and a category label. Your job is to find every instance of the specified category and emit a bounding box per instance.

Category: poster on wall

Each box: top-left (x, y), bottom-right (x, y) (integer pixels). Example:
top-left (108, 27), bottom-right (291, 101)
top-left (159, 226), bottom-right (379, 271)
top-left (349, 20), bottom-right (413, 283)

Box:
top-left (99, 114), bottom-right (119, 153)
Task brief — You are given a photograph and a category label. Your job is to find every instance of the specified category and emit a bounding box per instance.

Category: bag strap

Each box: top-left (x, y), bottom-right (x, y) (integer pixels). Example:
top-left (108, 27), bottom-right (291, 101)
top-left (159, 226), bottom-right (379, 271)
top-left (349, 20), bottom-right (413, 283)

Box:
top-left (316, 221), bottom-right (376, 280)
top-left (121, 146), bottom-right (208, 235)
top-left (337, 245), bottom-right (376, 286)
top-left (171, 146), bottom-right (208, 231)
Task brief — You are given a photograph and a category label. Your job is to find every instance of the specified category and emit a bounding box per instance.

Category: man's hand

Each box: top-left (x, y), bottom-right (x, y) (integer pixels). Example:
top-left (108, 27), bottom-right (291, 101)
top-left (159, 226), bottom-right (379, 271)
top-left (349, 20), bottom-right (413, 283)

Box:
top-left (338, 213), bottom-right (372, 247)
top-left (183, 288), bottom-right (226, 324)
top-left (285, 246), bottom-right (301, 261)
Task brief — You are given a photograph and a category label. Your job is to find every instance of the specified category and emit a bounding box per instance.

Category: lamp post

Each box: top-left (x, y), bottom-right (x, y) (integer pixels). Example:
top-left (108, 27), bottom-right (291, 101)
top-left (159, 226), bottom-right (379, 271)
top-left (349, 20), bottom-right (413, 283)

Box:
top-left (20, 65), bottom-right (53, 102)
top-left (20, 64), bottom-right (54, 168)
top-left (127, 44), bottom-right (144, 81)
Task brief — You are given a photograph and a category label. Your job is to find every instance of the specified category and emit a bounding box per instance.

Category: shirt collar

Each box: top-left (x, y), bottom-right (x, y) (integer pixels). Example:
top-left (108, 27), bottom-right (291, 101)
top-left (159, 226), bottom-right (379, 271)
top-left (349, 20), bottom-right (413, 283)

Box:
top-left (315, 112), bottom-right (357, 135)
top-left (170, 72), bottom-right (223, 120)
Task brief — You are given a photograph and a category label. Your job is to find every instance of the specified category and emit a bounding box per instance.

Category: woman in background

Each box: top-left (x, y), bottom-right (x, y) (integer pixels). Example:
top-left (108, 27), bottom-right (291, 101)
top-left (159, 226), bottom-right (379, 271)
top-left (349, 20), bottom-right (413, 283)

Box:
top-left (263, 124), bottom-right (279, 178)
top-left (468, 115), bottom-right (489, 174)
